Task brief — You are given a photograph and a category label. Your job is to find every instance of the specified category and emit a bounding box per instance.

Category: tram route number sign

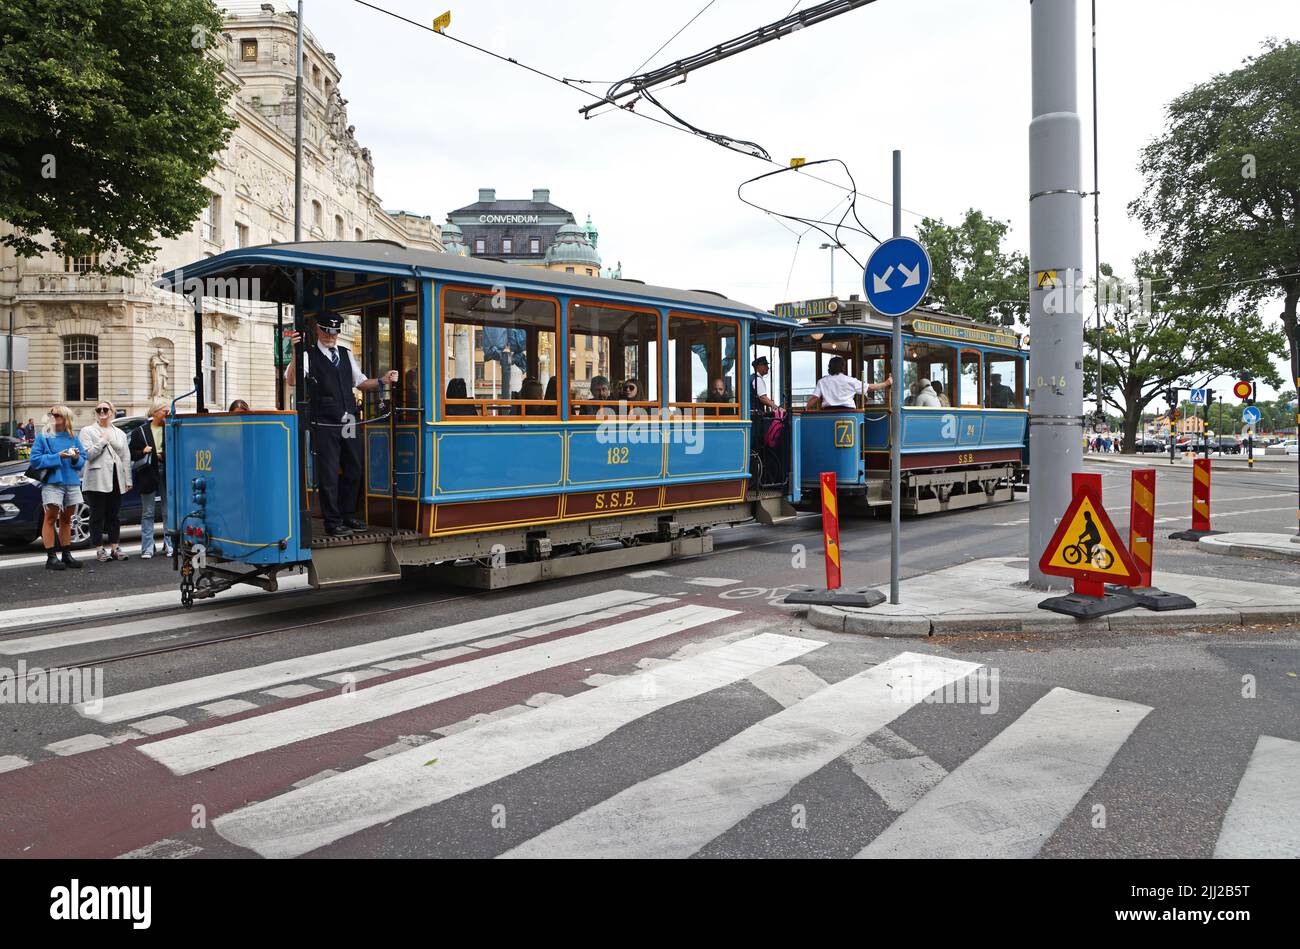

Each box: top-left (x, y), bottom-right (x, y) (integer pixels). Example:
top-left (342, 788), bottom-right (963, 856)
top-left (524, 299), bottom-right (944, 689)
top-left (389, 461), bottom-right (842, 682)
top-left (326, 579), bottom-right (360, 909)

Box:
top-left (1038, 482), bottom-right (1142, 586)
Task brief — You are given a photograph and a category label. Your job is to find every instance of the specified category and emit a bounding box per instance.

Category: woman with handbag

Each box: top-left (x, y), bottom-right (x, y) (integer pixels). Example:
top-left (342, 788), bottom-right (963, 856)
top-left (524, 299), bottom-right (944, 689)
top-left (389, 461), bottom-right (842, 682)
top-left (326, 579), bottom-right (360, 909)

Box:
top-left (28, 405), bottom-right (85, 571)
top-left (79, 400), bottom-right (132, 562)
top-left (129, 400), bottom-right (171, 559)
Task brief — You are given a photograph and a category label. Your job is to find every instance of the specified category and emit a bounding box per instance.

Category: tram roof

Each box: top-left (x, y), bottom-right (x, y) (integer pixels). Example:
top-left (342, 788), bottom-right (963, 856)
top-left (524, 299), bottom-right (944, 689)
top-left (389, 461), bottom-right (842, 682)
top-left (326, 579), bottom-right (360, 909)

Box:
top-left (158, 240), bottom-right (796, 325)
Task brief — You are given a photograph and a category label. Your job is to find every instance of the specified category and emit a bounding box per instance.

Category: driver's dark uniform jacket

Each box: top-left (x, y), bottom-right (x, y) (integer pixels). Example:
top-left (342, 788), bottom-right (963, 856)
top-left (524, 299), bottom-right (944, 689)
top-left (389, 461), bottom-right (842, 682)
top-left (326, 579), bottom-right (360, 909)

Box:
top-left (305, 343), bottom-right (363, 530)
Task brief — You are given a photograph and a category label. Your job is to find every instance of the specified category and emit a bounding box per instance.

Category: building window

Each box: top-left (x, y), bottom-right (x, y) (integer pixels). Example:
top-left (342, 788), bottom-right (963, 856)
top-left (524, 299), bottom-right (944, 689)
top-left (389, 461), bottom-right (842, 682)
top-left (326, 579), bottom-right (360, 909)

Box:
top-left (204, 343), bottom-right (221, 403)
top-left (235, 222), bottom-right (250, 248)
top-left (335, 214), bottom-right (345, 240)
top-left (586, 269), bottom-right (594, 276)
top-left (201, 193), bottom-right (220, 243)
top-left (311, 200), bottom-right (323, 228)
top-left (312, 64), bottom-right (321, 89)
top-left (529, 237), bottom-right (541, 254)
top-left (502, 237), bottom-right (513, 254)
top-left (474, 238), bottom-right (486, 254)
top-left (240, 39), bottom-right (258, 61)
top-left (64, 253), bottom-right (99, 273)
top-left (355, 227), bottom-right (363, 242)
top-left (565, 267), bottom-right (575, 274)
top-left (63, 335), bottom-right (98, 403)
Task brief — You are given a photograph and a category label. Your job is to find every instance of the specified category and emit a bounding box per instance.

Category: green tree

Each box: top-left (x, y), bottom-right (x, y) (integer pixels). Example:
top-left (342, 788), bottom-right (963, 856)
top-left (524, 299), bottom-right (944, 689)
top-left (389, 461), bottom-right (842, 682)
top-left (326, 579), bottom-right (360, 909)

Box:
top-left (0, 0), bottom-right (236, 274)
top-left (1083, 255), bottom-right (1284, 450)
top-left (1129, 39), bottom-right (1300, 396)
top-left (916, 209), bottom-right (1029, 326)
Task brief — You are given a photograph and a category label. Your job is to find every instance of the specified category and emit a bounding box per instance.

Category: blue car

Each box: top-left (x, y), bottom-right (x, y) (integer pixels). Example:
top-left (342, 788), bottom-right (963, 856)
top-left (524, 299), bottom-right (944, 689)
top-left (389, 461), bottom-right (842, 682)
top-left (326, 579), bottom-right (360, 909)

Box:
top-left (0, 417), bottom-right (150, 549)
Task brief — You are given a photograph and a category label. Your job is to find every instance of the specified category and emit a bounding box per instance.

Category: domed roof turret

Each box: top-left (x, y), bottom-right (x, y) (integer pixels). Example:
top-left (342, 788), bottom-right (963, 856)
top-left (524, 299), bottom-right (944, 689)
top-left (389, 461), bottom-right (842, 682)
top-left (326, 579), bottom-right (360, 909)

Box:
top-left (440, 222), bottom-right (468, 256)
top-left (545, 223), bottom-right (601, 268)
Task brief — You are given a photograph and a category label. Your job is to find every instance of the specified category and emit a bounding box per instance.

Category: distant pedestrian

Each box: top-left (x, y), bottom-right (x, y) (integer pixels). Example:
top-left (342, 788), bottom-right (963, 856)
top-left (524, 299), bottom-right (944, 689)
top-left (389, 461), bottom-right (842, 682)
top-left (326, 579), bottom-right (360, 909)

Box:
top-left (79, 400), bottom-right (132, 562)
top-left (29, 405), bottom-right (84, 571)
top-left (130, 400), bottom-right (171, 559)
top-left (228, 399), bottom-right (250, 412)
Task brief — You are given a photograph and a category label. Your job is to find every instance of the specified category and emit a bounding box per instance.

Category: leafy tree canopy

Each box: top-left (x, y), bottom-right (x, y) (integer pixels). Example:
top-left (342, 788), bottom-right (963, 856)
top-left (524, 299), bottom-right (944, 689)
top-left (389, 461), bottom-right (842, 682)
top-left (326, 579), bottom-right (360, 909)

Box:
top-left (916, 209), bottom-right (1029, 327)
top-left (1129, 38), bottom-right (1300, 388)
top-left (0, 0), bottom-right (236, 275)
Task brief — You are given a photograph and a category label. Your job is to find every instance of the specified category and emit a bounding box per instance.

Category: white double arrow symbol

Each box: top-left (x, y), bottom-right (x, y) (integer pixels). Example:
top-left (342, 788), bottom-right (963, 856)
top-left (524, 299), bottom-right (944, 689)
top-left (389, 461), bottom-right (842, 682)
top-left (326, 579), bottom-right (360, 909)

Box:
top-left (872, 262), bottom-right (921, 294)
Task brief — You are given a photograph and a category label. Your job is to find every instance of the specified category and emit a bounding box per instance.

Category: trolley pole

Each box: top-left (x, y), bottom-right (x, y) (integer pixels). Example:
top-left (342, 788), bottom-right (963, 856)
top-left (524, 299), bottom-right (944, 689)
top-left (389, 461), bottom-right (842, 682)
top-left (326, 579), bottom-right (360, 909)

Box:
top-left (1027, 0), bottom-right (1085, 589)
top-left (889, 150), bottom-right (902, 604)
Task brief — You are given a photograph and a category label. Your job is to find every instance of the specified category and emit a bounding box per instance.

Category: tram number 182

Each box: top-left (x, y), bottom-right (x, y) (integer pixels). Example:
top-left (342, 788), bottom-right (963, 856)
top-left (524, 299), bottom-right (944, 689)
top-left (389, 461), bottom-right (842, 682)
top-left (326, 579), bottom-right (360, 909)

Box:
top-left (195, 449), bottom-right (214, 472)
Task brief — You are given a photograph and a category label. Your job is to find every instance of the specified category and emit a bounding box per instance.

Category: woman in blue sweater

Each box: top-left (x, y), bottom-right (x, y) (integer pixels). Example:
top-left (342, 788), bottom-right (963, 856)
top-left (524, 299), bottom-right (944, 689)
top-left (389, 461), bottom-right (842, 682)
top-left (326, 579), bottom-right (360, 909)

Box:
top-left (29, 404), bottom-right (86, 570)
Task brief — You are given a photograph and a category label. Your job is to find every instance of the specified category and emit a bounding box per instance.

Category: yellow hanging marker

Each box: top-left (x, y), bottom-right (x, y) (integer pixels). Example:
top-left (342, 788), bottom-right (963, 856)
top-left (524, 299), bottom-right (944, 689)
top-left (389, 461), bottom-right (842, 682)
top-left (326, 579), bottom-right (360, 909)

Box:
top-left (789, 157), bottom-right (806, 168)
top-left (433, 10), bottom-right (451, 33)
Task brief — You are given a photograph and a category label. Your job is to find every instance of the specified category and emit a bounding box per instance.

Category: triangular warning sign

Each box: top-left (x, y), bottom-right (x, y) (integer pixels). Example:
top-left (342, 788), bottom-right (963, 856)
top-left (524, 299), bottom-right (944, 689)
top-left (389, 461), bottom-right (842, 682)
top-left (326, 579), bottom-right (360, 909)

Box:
top-left (1038, 489), bottom-right (1142, 586)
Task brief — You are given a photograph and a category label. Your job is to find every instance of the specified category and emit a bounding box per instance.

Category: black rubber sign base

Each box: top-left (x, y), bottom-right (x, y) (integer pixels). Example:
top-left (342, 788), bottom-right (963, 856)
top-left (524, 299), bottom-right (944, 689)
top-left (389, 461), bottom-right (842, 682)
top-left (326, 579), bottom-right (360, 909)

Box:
top-left (784, 588), bottom-right (887, 609)
top-left (1107, 585), bottom-right (1197, 611)
top-left (1038, 590), bottom-right (1139, 619)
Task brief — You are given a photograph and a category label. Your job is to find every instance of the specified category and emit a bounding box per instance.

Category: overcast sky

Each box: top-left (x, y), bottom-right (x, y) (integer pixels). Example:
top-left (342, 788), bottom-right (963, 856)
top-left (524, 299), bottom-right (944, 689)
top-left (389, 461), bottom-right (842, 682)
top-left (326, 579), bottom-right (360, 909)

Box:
top-left (293, 0), bottom-right (1295, 403)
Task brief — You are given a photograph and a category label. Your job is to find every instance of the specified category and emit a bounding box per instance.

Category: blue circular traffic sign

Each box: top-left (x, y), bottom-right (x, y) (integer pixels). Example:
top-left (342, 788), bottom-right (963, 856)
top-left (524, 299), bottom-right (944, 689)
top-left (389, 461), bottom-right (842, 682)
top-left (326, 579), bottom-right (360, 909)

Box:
top-left (864, 236), bottom-right (932, 317)
top-left (1242, 406), bottom-right (1261, 425)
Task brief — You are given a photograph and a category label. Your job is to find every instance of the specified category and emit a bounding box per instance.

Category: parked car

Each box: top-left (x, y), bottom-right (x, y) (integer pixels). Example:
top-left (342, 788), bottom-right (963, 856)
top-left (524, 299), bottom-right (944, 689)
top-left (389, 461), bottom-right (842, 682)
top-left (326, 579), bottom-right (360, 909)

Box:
top-left (1285, 439), bottom-right (1298, 456)
top-left (1133, 438), bottom-right (1167, 453)
top-left (0, 416), bottom-right (150, 549)
top-left (1213, 435), bottom-right (1242, 455)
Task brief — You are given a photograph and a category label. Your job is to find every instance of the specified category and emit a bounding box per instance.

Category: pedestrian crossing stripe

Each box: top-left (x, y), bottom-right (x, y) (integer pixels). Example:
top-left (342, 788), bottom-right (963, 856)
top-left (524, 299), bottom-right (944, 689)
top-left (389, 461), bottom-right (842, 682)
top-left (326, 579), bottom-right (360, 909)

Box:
top-left (1039, 490), bottom-right (1142, 584)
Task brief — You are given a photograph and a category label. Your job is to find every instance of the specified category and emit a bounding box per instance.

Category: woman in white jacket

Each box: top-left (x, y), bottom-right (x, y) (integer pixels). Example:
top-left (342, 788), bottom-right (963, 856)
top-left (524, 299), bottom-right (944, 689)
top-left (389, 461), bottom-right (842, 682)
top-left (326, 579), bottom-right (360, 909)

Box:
top-left (79, 400), bottom-right (133, 562)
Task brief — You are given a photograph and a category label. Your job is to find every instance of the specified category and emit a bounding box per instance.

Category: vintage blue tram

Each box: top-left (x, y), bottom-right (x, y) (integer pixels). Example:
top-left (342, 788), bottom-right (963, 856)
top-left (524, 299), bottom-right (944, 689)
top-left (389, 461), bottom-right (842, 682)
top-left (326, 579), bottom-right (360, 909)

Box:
top-left (155, 243), bottom-right (1026, 605)
top-left (156, 241), bottom-right (799, 604)
top-left (755, 298), bottom-right (1028, 514)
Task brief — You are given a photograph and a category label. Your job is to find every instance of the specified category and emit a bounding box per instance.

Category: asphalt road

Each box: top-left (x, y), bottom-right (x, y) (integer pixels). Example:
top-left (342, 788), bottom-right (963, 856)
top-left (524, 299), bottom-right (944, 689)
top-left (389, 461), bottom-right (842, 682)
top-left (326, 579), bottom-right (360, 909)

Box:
top-left (0, 456), bottom-right (1296, 859)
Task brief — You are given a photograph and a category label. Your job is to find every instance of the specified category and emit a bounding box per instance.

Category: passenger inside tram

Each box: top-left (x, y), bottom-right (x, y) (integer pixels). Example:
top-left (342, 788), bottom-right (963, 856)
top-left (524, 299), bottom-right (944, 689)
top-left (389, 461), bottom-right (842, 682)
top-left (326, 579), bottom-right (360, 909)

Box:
top-left (444, 378), bottom-right (478, 416)
top-left (805, 356), bottom-right (891, 411)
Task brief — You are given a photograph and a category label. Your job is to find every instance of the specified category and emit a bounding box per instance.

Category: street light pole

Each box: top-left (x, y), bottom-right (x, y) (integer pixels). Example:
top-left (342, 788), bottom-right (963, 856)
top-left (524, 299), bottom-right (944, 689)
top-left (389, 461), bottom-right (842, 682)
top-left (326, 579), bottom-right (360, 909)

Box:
top-left (820, 243), bottom-right (836, 297)
top-left (1028, 0), bottom-right (1085, 589)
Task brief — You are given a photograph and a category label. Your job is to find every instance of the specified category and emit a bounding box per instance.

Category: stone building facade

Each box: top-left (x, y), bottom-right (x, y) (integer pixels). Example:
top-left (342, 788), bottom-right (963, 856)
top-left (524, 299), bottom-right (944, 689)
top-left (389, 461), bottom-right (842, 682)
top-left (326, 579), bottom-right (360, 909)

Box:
top-left (0, 2), bottom-right (441, 430)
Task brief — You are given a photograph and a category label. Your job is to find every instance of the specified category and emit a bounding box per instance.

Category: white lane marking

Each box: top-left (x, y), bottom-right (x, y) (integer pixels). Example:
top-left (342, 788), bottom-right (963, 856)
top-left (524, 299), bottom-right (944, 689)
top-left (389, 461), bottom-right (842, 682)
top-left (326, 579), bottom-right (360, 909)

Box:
top-left (502, 651), bottom-right (983, 860)
top-left (1, 594), bottom-right (335, 655)
top-left (0, 572), bottom-right (311, 630)
top-left (199, 699), bottom-right (259, 718)
top-left (212, 632), bottom-right (822, 859)
top-left (143, 604), bottom-right (740, 777)
top-left (44, 733), bottom-right (113, 756)
top-left (1213, 735), bottom-right (1300, 859)
top-left (0, 543), bottom-right (144, 571)
top-left (843, 727), bottom-right (947, 812)
top-left (129, 715), bottom-right (188, 736)
top-left (260, 684), bottom-right (320, 700)
top-left (0, 754), bottom-right (31, 773)
top-left (81, 589), bottom-right (653, 724)
top-left (687, 578), bottom-right (742, 588)
top-left (857, 688), bottom-right (1151, 859)
top-left (115, 838), bottom-right (203, 859)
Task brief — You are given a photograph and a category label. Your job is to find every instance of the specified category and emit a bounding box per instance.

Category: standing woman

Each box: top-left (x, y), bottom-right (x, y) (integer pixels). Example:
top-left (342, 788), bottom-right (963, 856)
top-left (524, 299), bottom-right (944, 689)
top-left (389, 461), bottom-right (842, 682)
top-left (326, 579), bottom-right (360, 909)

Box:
top-left (130, 400), bottom-right (171, 559)
top-left (79, 400), bottom-right (132, 562)
top-left (29, 405), bottom-right (85, 571)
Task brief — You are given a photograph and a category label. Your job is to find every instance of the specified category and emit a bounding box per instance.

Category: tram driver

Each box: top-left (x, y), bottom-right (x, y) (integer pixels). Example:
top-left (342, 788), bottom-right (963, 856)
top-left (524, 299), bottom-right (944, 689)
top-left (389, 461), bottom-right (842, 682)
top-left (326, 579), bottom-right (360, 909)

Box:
top-left (284, 313), bottom-right (399, 537)
top-left (751, 356), bottom-right (778, 414)
top-left (805, 356), bottom-right (891, 411)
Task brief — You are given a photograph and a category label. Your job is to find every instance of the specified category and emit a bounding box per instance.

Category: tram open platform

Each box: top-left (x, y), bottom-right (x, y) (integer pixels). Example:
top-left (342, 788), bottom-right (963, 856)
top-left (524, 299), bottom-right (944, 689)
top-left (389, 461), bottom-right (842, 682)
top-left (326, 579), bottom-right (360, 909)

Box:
top-left (790, 557), bottom-right (1300, 638)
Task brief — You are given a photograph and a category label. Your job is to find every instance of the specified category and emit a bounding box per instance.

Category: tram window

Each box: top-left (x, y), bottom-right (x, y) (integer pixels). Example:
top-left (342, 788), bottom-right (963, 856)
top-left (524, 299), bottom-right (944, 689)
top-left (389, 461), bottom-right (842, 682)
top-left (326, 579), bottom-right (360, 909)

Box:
top-left (442, 287), bottom-right (559, 418)
top-left (790, 349), bottom-right (817, 408)
top-left (667, 314), bottom-right (738, 416)
top-left (400, 300), bottom-right (420, 408)
top-left (862, 341), bottom-right (890, 405)
top-left (750, 339), bottom-right (784, 412)
top-left (959, 350), bottom-right (982, 407)
top-left (903, 342), bottom-right (956, 407)
top-left (569, 302), bottom-right (658, 415)
top-left (985, 356), bottom-right (1023, 409)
